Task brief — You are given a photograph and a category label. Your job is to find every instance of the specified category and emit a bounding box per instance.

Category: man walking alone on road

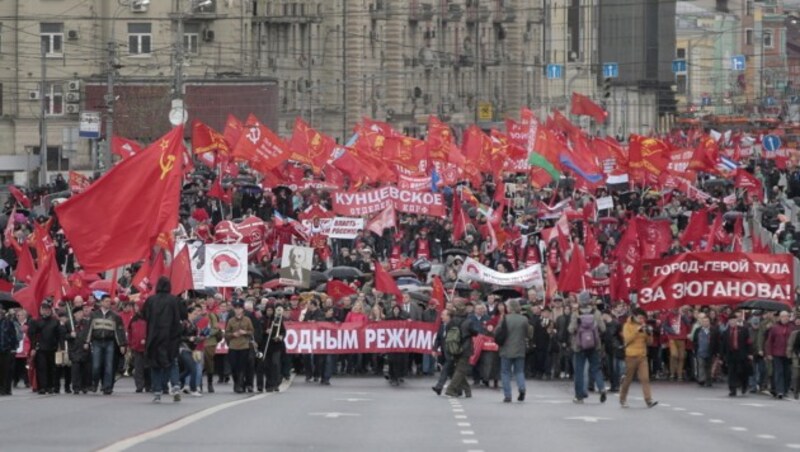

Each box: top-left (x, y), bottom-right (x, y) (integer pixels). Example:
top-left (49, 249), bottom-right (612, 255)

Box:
top-left (498, 300), bottom-right (533, 403)
top-left (142, 277), bottom-right (184, 403)
top-left (620, 308), bottom-right (658, 408)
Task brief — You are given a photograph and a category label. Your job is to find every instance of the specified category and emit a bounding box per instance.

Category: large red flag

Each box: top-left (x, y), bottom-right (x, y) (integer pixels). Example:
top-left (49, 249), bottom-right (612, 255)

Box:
top-left (373, 260), bottom-right (404, 304)
top-left (426, 116), bottom-right (458, 163)
top-left (8, 186), bottom-right (31, 209)
top-left (11, 241), bottom-right (35, 284)
top-left (223, 114), bottom-right (244, 151)
top-left (55, 126), bottom-right (185, 273)
top-left (111, 136), bottom-right (142, 160)
top-left (326, 279), bottom-right (357, 301)
top-left (734, 169), bottom-right (764, 202)
top-left (628, 135), bottom-right (670, 184)
top-left (431, 274), bottom-right (446, 313)
top-left (232, 114), bottom-right (292, 175)
top-left (452, 193), bottom-right (467, 243)
top-left (191, 120), bottom-right (230, 157)
top-left (557, 246), bottom-right (587, 293)
top-left (170, 245), bottom-right (194, 295)
top-left (288, 117), bottom-right (337, 173)
top-left (570, 92), bottom-right (607, 123)
top-left (680, 208), bottom-right (710, 247)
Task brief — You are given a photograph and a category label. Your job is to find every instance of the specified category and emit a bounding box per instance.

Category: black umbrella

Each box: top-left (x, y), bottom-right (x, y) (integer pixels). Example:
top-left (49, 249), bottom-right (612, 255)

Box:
top-left (0, 292), bottom-right (20, 310)
top-left (407, 291), bottom-right (430, 304)
top-left (444, 281), bottom-right (472, 291)
top-left (325, 266), bottom-right (364, 280)
top-left (492, 287), bottom-right (523, 300)
top-left (238, 184), bottom-right (263, 196)
top-left (397, 277), bottom-right (421, 286)
top-left (248, 265), bottom-right (264, 279)
top-left (443, 248), bottom-right (469, 258)
top-left (737, 299), bottom-right (792, 312)
top-left (389, 269), bottom-right (416, 279)
top-left (310, 271), bottom-right (328, 286)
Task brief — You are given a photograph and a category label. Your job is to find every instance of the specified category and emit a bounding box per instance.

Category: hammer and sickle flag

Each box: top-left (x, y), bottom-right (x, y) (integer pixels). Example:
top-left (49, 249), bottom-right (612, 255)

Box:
top-left (55, 126), bottom-right (185, 273)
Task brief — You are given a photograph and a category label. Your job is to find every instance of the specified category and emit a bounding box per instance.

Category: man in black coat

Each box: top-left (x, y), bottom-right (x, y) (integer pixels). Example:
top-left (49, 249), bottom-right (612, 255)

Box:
top-left (142, 277), bottom-right (184, 403)
top-left (0, 304), bottom-right (19, 395)
top-left (67, 307), bottom-right (91, 394)
top-left (28, 302), bottom-right (65, 394)
top-left (721, 309), bottom-right (752, 397)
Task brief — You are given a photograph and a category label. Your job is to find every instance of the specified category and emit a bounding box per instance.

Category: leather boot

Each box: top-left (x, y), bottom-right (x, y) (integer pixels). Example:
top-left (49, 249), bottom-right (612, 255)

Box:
top-left (206, 375), bottom-right (214, 393)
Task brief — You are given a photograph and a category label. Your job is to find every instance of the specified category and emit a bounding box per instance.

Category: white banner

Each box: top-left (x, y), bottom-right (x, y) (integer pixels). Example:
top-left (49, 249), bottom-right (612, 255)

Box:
top-left (300, 217), bottom-right (364, 239)
top-left (596, 196), bottom-right (614, 211)
top-left (458, 257), bottom-right (544, 289)
top-left (203, 244), bottom-right (248, 287)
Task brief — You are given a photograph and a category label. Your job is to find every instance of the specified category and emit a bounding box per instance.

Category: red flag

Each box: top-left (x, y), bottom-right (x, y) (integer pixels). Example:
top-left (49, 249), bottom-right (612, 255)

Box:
top-left (207, 175), bottom-right (232, 204)
top-left (557, 246), bottom-right (587, 293)
top-left (426, 116), bottom-right (459, 163)
top-left (689, 135), bottom-right (720, 174)
top-left (68, 171), bottom-right (91, 193)
top-left (8, 186), bottom-right (31, 209)
top-left (361, 117), bottom-right (401, 137)
top-left (191, 120), bottom-right (230, 156)
top-left (131, 260), bottom-right (152, 294)
top-left (734, 169), bottom-right (764, 202)
top-left (570, 92), bottom-right (607, 123)
top-left (752, 230), bottom-right (770, 253)
top-left (170, 245), bottom-right (194, 295)
top-left (326, 279), bottom-right (357, 301)
top-left (431, 275), bottom-right (446, 313)
top-left (705, 213), bottom-right (724, 252)
top-left (12, 242), bottom-right (36, 284)
top-left (288, 117), bottom-right (337, 173)
top-left (14, 249), bottom-right (63, 317)
top-left (366, 205), bottom-right (396, 236)
top-left (584, 223), bottom-right (601, 267)
top-left (628, 135), bottom-right (670, 183)
top-left (680, 208), bottom-right (710, 247)
top-left (731, 217), bottom-right (744, 252)
top-left (55, 126), bottom-right (185, 273)
top-left (231, 114), bottom-right (292, 175)
top-left (111, 136), bottom-right (142, 160)
top-left (452, 193), bottom-right (467, 243)
top-left (373, 260), bottom-right (403, 303)
top-left (223, 114), bottom-right (244, 151)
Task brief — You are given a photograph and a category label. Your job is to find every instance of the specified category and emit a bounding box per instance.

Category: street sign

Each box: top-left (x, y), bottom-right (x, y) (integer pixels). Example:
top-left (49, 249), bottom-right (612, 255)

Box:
top-left (78, 111), bottom-right (101, 139)
top-left (602, 63), bottom-right (619, 79)
top-left (672, 59), bottom-right (687, 73)
top-left (477, 102), bottom-right (493, 121)
top-left (731, 55), bottom-right (746, 71)
top-left (764, 96), bottom-right (776, 106)
top-left (701, 96), bottom-right (712, 107)
top-left (546, 64), bottom-right (563, 80)
top-left (763, 134), bottom-right (781, 152)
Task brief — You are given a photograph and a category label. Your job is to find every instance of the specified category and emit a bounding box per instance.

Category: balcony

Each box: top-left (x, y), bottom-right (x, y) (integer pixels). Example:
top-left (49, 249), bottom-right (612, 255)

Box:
top-left (442, 2), bottom-right (463, 22)
top-left (369, 0), bottom-right (391, 21)
top-left (255, 2), bottom-right (322, 23)
top-left (493, 5), bottom-right (516, 23)
top-left (465, 5), bottom-right (491, 23)
top-left (409, 1), bottom-right (435, 23)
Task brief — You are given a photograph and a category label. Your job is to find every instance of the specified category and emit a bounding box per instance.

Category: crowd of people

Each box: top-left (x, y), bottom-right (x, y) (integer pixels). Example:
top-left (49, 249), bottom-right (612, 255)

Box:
top-left (0, 119), bottom-right (800, 409)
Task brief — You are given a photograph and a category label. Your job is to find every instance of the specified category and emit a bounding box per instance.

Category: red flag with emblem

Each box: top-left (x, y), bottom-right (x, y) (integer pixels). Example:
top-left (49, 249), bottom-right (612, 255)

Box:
top-left (191, 120), bottom-right (230, 157)
top-left (8, 186), bottom-right (31, 209)
top-left (570, 92), bottom-right (607, 123)
top-left (326, 279), bottom-right (357, 301)
top-left (426, 116), bottom-right (459, 163)
top-left (734, 169), bottom-right (764, 202)
top-left (289, 117), bottom-right (337, 173)
top-left (232, 114), bottom-right (291, 175)
top-left (68, 171), bottom-right (91, 193)
top-left (55, 126), bottom-right (185, 272)
top-left (222, 114), bottom-right (244, 153)
top-left (111, 136), bottom-right (142, 160)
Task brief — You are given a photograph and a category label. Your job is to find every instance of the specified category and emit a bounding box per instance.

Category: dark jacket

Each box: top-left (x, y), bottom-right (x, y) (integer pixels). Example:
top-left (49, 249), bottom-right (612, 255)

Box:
top-left (499, 313), bottom-right (533, 359)
top-left (721, 323), bottom-right (752, 359)
top-left (67, 317), bottom-right (91, 362)
top-left (87, 309), bottom-right (127, 346)
top-left (0, 315), bottom-right (19, 353)
top-left (450, 314), bottom-right (479, 357)
top-left (691, 325), bottom-right (720, 359)
top-left (28, 315), bottom-right (64, 352)
top-left (766, 322), bottom-right (794, 358)
top-left (604, 318), bottom-right (625, 360)
top-left (142, 279), bottom-right (184, 369)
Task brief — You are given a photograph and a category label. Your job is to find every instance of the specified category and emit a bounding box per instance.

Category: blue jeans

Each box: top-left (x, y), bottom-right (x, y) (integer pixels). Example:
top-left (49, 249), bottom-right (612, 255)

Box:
top-left (179, 350), bottom-right (199, 391)
top-left (609, 357), bottom-right (626, 391)
top-left (151, 359), bottom-right (180, 395)
top-left (422, 354), bottom-right (436, 375)
top-left (573, 349), bottom-right (605, 399)
top-left (91, 340), bottom-right (116, 392)
top-left (773, 357), bottom-right (792, 396)
top-left (749, 356), bottom-right (766, 391)
top-left (501, 356), bottom-right (526, 399)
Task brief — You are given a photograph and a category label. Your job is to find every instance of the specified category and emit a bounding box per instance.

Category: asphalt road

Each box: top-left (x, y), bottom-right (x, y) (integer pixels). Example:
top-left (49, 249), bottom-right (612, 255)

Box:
top-left (1, 374), bottom-right (799, 452)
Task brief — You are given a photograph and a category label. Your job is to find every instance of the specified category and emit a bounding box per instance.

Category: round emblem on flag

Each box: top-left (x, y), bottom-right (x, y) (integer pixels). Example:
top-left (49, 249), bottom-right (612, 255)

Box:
top-left (210, 250), bottom-right (242, 283)
top-left (465, 263), bottom-right (481, 276)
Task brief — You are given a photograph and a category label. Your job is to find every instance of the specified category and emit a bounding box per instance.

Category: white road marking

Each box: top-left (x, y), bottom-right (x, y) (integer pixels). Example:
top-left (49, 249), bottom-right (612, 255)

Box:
top-left (462, 439), bottom-right (479, 444)
top-left (741, 403), bottom-right (767, 408)
top-left (334, 398), bottom-right (372, 402)
top-left (457, 422), bottom-right (471, 427)
top-left (786, 444), bottom-right (800, 449)
top-left (308, 412), bottom-right (361, 419)
top-left (466, 450), bottom-right (484, 452)
top-left (757, 434), bottom-right (776, 439)
top-left (98, 377), bottom-right (294, 452)
top-left (673, 407), bottom-right (686, 411)
top-left (688, 412), bottom-right (704, 416)
top-left (454, 415), bottom-right (468, 419)
top-left (730, 427), bottom-right (748, 432)
top-left (453, 408), bottom-right (464, 413)
top-left (460, 430), bottom-right (475, 435)
top-left (564, 416), bottom-right (612, 423)
top-left (709, 419), bottom-right (725, 424)
top-left (660, 403), bottom-right (671, 407)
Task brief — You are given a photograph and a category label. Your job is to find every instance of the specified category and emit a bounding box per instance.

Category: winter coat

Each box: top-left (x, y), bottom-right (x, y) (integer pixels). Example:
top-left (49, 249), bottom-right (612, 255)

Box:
top-left (28, 315), bottom-right (64, 352)
top-left (567, 308), bottom-right (606, 353)
top-left (142, 292), bottom-right (183, 369)
top-left (128, 316), bottom-right (147, 353)
top-left (225, 315), bottom-right (254, 351)
top-left (499, 313), bottom-right (533, 359)
top-left (766, 322), bottom-right (794, 358)
top-left (0, 316), bottom-right (19, 353)
top-left (67, 318), bottom-right (90, 362)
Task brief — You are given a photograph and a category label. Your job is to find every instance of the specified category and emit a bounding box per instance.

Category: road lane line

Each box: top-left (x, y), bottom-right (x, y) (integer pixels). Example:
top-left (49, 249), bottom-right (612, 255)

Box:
top-left (457, 422), bottom-right (471, 427)
top-left (97, 376), bottom-right (293, 452)
top-left (730, 427), bottom-right (748, 432)
top-left (462, 439), bottom-right (478, 444)
top-left (460, 431), bottom-right (475, 435)
top-left (709, 419), bottom-right (724, 424)
top-left (757, 435), bottom-right (776, 439)
top-left (454, 415), bottom-right (468, 419)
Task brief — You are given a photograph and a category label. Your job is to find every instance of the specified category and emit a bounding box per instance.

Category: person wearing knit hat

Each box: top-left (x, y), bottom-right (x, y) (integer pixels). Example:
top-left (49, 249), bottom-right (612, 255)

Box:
top-left (568, 291), bottom-right (607, 404)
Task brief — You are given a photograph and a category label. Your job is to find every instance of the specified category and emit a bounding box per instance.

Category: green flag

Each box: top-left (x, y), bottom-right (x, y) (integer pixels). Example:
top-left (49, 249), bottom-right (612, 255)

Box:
top-left (528, 152), bottom-right (560, 181)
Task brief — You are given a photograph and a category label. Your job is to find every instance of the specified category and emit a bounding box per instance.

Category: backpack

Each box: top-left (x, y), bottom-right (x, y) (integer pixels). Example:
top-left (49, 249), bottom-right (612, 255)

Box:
top-left (577, 313), bottom-right (599, 351)
top-left (445, 325), bottom-right (463, 356)
top-left (494, 318), bottom-right (509, 347)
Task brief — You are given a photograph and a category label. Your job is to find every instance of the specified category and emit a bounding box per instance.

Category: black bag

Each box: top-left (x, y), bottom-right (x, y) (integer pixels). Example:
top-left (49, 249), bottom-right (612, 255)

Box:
top-left (494, 318), bottom-right (509, 347)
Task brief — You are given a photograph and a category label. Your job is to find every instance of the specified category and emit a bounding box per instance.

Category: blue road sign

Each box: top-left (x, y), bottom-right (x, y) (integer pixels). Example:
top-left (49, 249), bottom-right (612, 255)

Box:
top-left (731, 55), bottom-right (746, 71)
top-left (765, 96), bottom-right (776, 106)
top-left (672, 59), bottom-right (687, 73)
top-left (763, 134), bottom-right (782, 152)
top-left (701, 97), bottom-right (712, 107)
top-left (602, 63), bottom-right (619, 79)
top-left (546, 64), bottom-right (563, 80)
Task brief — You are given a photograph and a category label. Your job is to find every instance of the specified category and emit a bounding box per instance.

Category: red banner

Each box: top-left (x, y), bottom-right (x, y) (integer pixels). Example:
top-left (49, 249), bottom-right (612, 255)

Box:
top-left (332, 187), bottom-right (445, 217)
top-left (284, 320), bottom-right (439, 354)
top-left (397, 174), bottom-right (431, 191)
top-left (638, 252), bottom-right (793, 311)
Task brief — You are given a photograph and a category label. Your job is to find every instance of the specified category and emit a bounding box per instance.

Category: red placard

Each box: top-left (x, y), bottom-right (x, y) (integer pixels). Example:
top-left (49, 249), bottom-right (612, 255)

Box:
top-left (637, 252), bottom-right (793, 311)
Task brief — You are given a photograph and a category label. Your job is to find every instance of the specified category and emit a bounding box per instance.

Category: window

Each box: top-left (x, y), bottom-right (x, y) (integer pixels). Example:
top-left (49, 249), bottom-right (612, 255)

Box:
top-left (183, 23), bottom-right (200, 55)
top-left (676, 47), bottom-right (686, 59)
top-left (42, 82), bottom-right (63, 116)
top-left (746, 29), bottom-right (754, 46)
top-left (746, 0), bottom-right (753, 16)
top-left (34, 146), bottom-right (68, 172)
top-left (40, 23), bottom-right (64, 57)
top-left (128, 23), bottom-right (152, 56)
top-left (676, 74), bottom-right (687, 94)
top-left (764, 29), bottom-right (774, 48)
top-left (0, 23), bottom-right (3, 53)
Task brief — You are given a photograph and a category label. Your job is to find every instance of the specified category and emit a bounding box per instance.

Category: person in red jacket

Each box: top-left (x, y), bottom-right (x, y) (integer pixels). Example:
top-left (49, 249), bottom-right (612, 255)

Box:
top-left (128, 304), bottom-right (149, 393)
top-left (766, 310), bottom-right (794, 399)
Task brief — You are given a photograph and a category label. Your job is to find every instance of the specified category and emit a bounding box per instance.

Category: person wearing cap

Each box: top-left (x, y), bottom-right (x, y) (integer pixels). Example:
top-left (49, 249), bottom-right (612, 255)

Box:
top-left (0, 303), bottom-right (19, 395)
top-left (225, 299), bottom-right (254, 393)
top-left (66, 305), bottom-right (91, 394)
top-left (28, 302), bottom-right (65, 395)
top-left (142, 277), bottom-right (184, 403)
top-left (567, 291), bottom-right (607, 404)
top-left (86, 294), bottom-right (127, 395)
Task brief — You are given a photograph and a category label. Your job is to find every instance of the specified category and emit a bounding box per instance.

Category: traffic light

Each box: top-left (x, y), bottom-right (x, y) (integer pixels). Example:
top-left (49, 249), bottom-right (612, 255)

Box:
top-left (603, 78), bottom-right (612, 99)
